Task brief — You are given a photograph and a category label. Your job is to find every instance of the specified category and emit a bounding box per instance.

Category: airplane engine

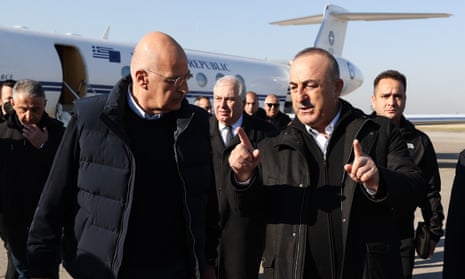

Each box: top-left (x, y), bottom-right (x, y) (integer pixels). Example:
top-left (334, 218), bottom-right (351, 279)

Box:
top-left (336, 57), bottom-right (363, 96)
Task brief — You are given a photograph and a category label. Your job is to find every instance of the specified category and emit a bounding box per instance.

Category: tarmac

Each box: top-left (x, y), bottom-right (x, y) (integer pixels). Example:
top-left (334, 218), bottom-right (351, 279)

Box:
top-left (0, 124), bottom-right (463, 278)
top-left (411, 124), bottom-right (465, 279)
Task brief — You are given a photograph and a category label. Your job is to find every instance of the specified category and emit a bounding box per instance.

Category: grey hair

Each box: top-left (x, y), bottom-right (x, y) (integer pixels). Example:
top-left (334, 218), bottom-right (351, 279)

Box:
top-left (213, 75), bottom-right (245, 99)
top-left (13, 79), bottom-right (46, 100)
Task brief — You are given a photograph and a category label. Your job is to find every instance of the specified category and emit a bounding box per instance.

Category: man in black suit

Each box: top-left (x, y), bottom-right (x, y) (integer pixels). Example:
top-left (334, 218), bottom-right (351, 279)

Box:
top-left (210, 75), bottom-right (277, 279)
top-left (371, 70), bottom-right (444, 279)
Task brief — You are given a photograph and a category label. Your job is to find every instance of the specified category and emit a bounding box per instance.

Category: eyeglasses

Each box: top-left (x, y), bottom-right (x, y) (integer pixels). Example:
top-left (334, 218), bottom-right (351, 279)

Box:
top-left (266, 103), bottom-right (280, 108)
top-left (146, 69), bottom-right (193, 87)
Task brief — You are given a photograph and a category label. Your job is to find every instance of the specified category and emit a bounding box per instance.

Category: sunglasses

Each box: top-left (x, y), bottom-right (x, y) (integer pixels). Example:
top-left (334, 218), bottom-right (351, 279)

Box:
top-left (266, 103), bottom-right (279, 108)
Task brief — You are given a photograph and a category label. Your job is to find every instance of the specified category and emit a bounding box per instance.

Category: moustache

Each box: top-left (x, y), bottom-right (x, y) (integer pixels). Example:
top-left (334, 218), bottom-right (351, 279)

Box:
top-left (298, 99), bottom-right (314, 109)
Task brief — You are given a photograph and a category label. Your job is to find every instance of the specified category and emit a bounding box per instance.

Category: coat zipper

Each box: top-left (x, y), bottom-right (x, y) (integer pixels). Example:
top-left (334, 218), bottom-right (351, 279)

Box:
top-left (292, 148), bottom-right (310, 279)
top-left (338, 118), bottom-right (369, 276)
top-left (174, 113), bottom-right (200, 279)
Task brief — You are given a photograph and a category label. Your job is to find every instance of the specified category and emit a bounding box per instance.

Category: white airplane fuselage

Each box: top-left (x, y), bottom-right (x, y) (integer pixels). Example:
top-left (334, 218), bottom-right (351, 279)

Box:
top-left (0, 25), bottom-right (290, 119)
top-left (0, 4), bottom-right (449, 124)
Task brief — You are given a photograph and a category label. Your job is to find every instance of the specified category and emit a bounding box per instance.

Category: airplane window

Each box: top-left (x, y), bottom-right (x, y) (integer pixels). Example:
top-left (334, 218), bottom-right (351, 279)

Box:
top-left (196, 72), bottom-right (207, 87)
top-left (235, 75), bottom-right (247, 95)
top-left (121, 66), bottom-right (130, 77)
top-left (216, 73), bottom-right (224, 80)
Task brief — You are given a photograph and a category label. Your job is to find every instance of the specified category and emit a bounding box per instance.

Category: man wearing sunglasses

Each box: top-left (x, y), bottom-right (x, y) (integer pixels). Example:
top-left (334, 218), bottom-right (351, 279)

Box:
top-left (263, 94), bottom-right (291, 131)
top-left (27, 32), bottom-right (219, 279)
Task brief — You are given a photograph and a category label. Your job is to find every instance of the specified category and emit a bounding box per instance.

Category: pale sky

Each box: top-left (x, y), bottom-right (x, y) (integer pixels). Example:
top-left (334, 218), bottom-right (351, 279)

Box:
top-left (2, 0), bottom-right (463, 114)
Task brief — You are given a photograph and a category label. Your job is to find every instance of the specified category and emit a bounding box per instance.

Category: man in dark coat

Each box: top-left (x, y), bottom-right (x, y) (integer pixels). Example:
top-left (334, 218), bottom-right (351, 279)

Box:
top-left (262, 94), bottom-right (291, 131)
top-left (0, 79), bottom-right (16, 119)
top-left (210, 76), bottom-right (277, 279)
top-left (443, 149), bottom-right (465, 279)
top-left (371, 69), bottom-right (444, 279)
top-left (228, 47), bottom-right (425, 279)
top-left (0, 78), bottom-right (19, 279)
top-left (0, 79), bottom-right (65, 278)
top-left (27, 32), bottom-right (218, 279)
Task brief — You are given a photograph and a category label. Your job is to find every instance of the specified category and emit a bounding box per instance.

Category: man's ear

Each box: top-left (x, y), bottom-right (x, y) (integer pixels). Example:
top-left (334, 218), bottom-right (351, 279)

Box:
top-left (371, 95), bottom-right (376, 110)
top-left (335, 78), bottom-right (344, 97)
top-left (134, 70), bottom-right (148, 89)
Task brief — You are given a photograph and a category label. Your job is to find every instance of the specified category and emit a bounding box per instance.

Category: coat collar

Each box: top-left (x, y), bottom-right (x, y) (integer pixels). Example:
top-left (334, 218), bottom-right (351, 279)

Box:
top-left (100, 76), bottom-right (194, 138)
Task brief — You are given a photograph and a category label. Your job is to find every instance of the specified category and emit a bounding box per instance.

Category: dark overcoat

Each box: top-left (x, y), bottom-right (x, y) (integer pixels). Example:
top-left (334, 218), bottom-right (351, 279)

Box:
top-left (28, 76), bottom-right (218, 279)
top-left (443, 149), bottom-right (465, 279)
top-left (232, 100), bottom-right (425, 279)
top-left (210, 113), bottom-right (277, 279)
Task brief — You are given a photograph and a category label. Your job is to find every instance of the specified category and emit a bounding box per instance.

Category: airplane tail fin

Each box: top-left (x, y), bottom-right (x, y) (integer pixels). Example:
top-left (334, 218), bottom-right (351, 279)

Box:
top-left (270, 4), bottom-right (451, 56)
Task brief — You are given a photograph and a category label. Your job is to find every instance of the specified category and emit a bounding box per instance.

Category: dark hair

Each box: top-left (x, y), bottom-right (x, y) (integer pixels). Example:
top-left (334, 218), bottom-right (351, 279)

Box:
top-left (373, 70), bottom-right (407, 92)
top-left (194, 95), bottom-right (209, 102)
top-left (0, 79), bottom-right (17, 98)
top-left (293, 47), bottom-right (340, 80)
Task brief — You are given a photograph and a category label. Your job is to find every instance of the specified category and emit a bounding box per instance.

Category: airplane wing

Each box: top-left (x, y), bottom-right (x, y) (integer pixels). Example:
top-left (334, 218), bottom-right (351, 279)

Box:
top-left (270, 12), bottom-right (451, 26)
top-left (269, 15), bottom-right (323, 25)
top-left (332, 12), bottom-right (451, 21)
top-left (406, 114), bottom-right (465, 125)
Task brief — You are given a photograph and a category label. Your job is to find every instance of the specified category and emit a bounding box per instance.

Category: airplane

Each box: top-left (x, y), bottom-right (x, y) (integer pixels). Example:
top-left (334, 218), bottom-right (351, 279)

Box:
top-left (0, 4), bottom-right (452, 124)
top-left (0, 25), bottom-right (289, 124)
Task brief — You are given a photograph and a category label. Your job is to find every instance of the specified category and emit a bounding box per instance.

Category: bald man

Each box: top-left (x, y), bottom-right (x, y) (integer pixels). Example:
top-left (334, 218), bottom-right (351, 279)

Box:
top-left (27, 32), bottom-right (219, 279)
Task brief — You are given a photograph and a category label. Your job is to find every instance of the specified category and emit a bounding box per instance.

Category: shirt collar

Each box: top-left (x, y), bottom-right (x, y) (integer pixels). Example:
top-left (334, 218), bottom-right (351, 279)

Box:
top-left (127, 88), bottom-right (163, 120)
top-left (218, 115), bottom-right (243, 136)
top-left (306, 107), bottom-right (341, 138)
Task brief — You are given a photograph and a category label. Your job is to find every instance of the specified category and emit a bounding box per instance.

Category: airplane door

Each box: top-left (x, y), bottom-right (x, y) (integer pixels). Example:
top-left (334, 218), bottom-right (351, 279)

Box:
top-left (54, 44), bottom-right (87, 111)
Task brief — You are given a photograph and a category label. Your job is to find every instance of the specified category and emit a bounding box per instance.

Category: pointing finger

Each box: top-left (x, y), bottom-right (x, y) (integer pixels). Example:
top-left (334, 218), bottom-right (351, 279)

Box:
top-left (237, 127), bottom-right (253, 151)
top-left (353, 139), bottom-right (364, 158)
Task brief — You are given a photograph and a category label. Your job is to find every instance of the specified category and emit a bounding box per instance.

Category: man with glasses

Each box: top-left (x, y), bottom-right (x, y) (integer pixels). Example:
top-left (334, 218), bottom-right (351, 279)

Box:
top-left (263, 93), bottom-right (291, 130)
top-left (27, 32), bottom-right (219, 279)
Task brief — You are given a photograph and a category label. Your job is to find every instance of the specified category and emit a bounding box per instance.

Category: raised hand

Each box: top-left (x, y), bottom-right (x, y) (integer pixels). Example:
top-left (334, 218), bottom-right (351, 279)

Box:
top-left (228, 127), bottom-right (260, 182)
top-left (344, 139), bottom-right (379, 193)
top-left (22, 124), bottom-right (48, 149)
